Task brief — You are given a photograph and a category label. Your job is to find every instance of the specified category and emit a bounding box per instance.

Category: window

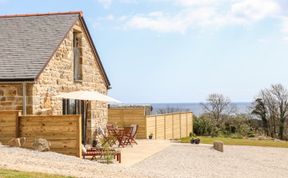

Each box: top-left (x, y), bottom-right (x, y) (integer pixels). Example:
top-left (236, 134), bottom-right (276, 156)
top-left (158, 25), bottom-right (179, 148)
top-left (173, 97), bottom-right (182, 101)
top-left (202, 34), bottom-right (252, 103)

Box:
top-left (63, 99), bottom-right (82, 115)
top-left (73, 31), bottom-right (83, 81)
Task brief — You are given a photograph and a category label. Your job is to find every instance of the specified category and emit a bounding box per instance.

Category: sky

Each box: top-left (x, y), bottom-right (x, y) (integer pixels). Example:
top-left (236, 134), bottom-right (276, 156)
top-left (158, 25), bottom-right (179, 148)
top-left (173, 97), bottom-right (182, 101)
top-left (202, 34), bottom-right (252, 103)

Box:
top-left (1, 0), bottom-right (288, 103)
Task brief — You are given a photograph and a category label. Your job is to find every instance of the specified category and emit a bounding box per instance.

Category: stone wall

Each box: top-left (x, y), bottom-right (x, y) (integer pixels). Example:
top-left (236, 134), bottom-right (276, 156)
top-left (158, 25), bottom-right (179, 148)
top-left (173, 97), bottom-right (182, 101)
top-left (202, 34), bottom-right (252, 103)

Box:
top-left (0, 84), bottom-right (33, 114)
top-left (32, 20), bottom-right (108, 143)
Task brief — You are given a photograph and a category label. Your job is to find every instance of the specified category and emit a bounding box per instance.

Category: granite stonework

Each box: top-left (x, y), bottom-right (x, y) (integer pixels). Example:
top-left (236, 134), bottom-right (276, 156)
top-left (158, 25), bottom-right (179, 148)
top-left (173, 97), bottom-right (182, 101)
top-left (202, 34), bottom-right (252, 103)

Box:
top-left (0, 20), bottom-right (109, 144)
top-left (0, 84), bottom-right (33, 113)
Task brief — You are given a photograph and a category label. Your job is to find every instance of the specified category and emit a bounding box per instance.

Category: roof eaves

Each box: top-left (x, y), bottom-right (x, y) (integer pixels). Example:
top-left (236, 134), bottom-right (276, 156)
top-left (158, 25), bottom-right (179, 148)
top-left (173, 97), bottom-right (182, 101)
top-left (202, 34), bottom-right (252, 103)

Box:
top-left (79, 16), bottom-right (111, 89)
top-left (0, 11), bottom-right (83, 19)
top-left (0, 78), bottom-right (35, 82)
top-left (34, 14), bottom-right (80, 81)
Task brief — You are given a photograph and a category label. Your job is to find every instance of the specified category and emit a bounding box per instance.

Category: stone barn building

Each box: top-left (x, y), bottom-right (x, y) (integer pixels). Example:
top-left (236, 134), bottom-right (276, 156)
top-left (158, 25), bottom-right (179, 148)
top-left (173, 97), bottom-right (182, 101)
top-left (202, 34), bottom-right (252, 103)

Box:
top-left (0, 11), bottom-right (111, 143)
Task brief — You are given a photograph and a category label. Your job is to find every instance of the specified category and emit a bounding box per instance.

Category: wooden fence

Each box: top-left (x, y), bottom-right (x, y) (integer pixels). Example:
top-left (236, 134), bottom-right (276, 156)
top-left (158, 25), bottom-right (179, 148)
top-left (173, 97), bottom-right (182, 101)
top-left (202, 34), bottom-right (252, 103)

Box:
top-left (108, 107), bottom-right (193, 139)
top-left (108, 108), bottom-right (147, 138)
top-left (146, 112), bottom-right (193, 139)
top-left (0, 111), bottom-right (20, 144)
top-left (0, 111), bottom-right (82, 157)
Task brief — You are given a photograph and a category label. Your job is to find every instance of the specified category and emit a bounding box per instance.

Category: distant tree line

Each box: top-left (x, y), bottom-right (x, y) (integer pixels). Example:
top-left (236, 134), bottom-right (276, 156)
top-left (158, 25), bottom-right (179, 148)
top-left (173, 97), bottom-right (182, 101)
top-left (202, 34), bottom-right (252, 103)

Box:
top-left (251, 84), bottom-right (288, 140)
top-left (156, 107), bottom-right (190, 114)
top-left (154, 84), bottom-right (288, 140)
top-left (193, 84), bottom-right (288, 140)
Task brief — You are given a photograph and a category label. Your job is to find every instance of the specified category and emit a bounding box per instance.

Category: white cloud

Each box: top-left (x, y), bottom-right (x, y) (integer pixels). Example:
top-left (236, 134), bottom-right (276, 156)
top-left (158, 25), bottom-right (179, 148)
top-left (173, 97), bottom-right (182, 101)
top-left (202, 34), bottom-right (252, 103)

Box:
top-left (124, 0), bottom-right (283, 33)
top-left (118, 0), bottom-right (137, 3)
top-left (280, 17), bottom-right (288, 42)
top-left (97, 0), bottom-right (112, 8)
top-left (231, 0), bottom-right (280, 21)
top-left (175, 0), bottom-right (220, 7)
top-left (127, 12), bottom-right (187, 33)
top-left (97, 0), bottom-right (139, 7)
top-left (104, 14), bottom-right (115, 21)
top-left (283, 36), bottom-right (288, 41)
top-left (127, 8), bottom-right (236, 33)
top-left (281, 17), bottom-right (288, 33)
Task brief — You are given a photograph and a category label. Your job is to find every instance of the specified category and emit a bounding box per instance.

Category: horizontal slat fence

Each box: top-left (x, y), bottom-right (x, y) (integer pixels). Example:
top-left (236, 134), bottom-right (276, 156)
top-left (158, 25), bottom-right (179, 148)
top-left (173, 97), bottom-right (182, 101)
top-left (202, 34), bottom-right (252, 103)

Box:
top-left (146, 112), bottom-right (193, 139)
top-left (108, 108), bottom-right (147, 138)
top-left (109, 107), bottom-right (193, 139)
top-left (0, 111), bottom-right (20, 144)
top-left (0, 111), bottom-right (82, 158)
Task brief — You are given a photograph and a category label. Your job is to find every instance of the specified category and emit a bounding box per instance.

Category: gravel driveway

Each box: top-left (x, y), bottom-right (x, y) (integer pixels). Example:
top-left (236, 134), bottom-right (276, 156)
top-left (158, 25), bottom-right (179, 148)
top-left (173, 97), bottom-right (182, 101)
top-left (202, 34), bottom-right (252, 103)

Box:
top-left (0, 144), bottom-right (144, 178)
top-left (129, 144), bottom-right (288, 178)
top-left (1, 143), bottom-right (288, 178)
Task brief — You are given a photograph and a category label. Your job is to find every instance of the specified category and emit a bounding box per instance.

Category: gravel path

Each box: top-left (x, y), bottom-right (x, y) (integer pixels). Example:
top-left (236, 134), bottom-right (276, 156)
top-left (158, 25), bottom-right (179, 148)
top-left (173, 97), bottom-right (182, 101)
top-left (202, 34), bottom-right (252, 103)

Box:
top-left (129, 144), bottom-right (288, 178)
top-left (1, 143), bottom-right (288, 178)
top-left (0, 144), bottom-right (145, 178)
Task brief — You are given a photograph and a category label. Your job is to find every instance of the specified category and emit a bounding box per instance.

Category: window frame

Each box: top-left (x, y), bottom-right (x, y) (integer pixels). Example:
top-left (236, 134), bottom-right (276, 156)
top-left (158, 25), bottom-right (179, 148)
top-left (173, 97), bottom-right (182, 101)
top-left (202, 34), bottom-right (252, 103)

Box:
top-left (73, 31), bottom-right (83, 82)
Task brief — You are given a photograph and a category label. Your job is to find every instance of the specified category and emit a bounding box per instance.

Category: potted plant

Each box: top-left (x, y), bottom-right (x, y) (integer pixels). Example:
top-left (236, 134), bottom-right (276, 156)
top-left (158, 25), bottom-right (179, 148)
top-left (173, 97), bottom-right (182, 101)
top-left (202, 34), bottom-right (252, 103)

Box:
top-left (148, 133), bottom-right (153, 139)
top-left (190, 137), bottom-right (200, 144)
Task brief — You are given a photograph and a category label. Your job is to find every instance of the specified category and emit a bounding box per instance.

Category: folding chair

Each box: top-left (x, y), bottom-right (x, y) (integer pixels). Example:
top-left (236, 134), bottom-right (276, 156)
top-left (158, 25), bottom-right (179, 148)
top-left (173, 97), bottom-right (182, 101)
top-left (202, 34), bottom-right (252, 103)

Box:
top-left (122, 126), bottom-right (134, 147)
top-left (98, 127), bottom-right (116, 147)
top-left (129, 124), bottom-right (139, 145)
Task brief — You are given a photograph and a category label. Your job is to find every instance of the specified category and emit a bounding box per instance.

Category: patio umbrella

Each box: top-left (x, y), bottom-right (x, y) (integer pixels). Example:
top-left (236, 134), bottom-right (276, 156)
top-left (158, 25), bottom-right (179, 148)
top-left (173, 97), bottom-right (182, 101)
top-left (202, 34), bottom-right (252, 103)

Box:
top-left (55, 91), bottom-right (121, 145)
top-left (55, 90), bottom-right (121, 103)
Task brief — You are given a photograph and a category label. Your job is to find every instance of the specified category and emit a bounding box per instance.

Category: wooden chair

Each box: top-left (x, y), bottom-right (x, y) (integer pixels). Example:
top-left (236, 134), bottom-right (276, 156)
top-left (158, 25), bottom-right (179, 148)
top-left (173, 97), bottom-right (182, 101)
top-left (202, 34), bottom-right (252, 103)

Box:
top-left (98, 127), bottom-right (116, 147)
top-left (106, 123), bottom-right (114, 130)
top-left (116, 128), bottom-right (125, 148)
top-left (129, 124), bottom-right (138, 145)
top-left (122, 126), bottom-right (134, 147)
top-left (106, 124), bottom-right (118, 146)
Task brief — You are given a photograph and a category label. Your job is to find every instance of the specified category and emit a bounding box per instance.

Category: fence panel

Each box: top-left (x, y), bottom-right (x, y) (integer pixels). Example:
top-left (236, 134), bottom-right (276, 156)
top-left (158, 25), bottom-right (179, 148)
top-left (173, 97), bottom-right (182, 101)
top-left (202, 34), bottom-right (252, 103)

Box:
top-left (0, 111), bottom-right (20, 144)
top-left (165, 115), bottom-right (173, 139)
top-left (145, 113), bottom-right (193, 139)
top-left (108, 107), bottom-right (193, 139)
top-left (19, 115), bottom-right (81, 157)
top-left (172, 114), bottom-right (180, 139)
top-left (155, 115), bottom-right (165, 139)
top-left (146, 116), bottom-right (156, 138)
top-left (187, 113), bottom-right (193, 136)
top-left (180, 113), bottom-right (187, 138)
top-left (108, 108), bottom-right (147, 138)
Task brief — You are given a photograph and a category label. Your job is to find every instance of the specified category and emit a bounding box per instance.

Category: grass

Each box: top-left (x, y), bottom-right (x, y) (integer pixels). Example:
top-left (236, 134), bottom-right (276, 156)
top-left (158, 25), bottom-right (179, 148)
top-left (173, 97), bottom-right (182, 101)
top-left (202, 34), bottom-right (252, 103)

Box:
top-left (0, 168), bottom-right (74, 178)
top-left (181, 136), bottom-right (288, 148)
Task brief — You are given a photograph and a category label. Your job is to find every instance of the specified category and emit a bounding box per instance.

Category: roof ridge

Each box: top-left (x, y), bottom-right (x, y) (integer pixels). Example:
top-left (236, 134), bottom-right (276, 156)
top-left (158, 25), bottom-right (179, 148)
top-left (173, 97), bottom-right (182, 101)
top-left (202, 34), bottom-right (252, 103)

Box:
top-left (0, 11), bottom-right (83, 18)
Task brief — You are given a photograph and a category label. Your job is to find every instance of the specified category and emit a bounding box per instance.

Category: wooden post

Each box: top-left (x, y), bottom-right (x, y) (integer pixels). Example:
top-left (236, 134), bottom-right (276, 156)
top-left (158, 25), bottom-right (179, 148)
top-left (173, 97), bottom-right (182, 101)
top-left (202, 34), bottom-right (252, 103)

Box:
top-left (154, 116), bottom-right (157, 139)
top-left (164, 115), bottom-right (166, 139)
top-left (121, 109), bottom-right (124, 126)
top-left (172, 114), bottom-right (174, 139)
top-left (179, 113), bottom-right (182, 138)
top-left (77, 115), bottom-right (82, 158)
top-left (22, 83), bottom-right (27, 115)
top-left (186, 112), bottom-right (189, 137)
top-left (15, 112), bottom-right (20, 138)
top-left (191, 113), bottom-right (193, 134)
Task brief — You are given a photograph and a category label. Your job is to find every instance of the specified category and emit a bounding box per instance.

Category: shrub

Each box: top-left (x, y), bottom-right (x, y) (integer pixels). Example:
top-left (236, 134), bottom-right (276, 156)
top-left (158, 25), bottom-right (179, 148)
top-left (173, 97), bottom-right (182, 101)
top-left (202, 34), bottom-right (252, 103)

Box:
top-left (193, 116), bottom-right (215, 136)
top-left (247, 131), bottom-right (256, 138)
top-left (231, 134), bottom-right (243, 139)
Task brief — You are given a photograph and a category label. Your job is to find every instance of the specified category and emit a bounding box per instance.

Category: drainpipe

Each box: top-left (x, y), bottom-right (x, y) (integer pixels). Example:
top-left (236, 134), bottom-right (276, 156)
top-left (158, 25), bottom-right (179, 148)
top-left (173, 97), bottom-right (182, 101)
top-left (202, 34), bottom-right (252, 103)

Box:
top-left (22, 83), bottom-right (27, 115)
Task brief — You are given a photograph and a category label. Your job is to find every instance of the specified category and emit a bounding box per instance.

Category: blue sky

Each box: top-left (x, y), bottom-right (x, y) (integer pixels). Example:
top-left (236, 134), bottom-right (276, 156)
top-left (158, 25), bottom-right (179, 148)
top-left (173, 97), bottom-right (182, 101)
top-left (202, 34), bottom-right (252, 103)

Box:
top-left (1, 0), bottom-right (288, 103)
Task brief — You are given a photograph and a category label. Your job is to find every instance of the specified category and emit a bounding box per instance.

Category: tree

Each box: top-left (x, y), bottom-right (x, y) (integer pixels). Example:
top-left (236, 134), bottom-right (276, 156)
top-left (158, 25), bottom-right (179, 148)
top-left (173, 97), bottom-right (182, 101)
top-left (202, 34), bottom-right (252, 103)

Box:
top-left (251, 98), bottom-right (269, 135)
top-left (201, 93), bottom-right (236, 123)
top-left (270, 84), bottom-right (288, 140)
top-left (252, 84), bottom-right (288, 139)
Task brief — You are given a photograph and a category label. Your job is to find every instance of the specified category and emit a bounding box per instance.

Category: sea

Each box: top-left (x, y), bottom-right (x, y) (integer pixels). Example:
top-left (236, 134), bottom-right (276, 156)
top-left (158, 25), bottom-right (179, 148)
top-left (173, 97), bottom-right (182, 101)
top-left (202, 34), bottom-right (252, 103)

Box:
top-left (150, 102), bottom-right (252, 116)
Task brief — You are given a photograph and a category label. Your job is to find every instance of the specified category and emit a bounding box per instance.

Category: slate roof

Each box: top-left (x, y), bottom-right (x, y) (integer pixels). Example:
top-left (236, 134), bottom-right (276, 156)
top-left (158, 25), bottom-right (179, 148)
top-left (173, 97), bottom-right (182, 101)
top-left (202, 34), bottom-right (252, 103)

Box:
top-left (0, 12), bottom-right (110, 88)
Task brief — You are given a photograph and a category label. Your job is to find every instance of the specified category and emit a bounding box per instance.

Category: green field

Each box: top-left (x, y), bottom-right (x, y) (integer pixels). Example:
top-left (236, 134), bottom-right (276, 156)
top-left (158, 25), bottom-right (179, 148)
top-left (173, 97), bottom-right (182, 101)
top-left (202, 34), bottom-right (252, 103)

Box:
top-left (0, 169), bottom-right (74, 178)
top-left (181, 136), bottom-right (288, 148)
